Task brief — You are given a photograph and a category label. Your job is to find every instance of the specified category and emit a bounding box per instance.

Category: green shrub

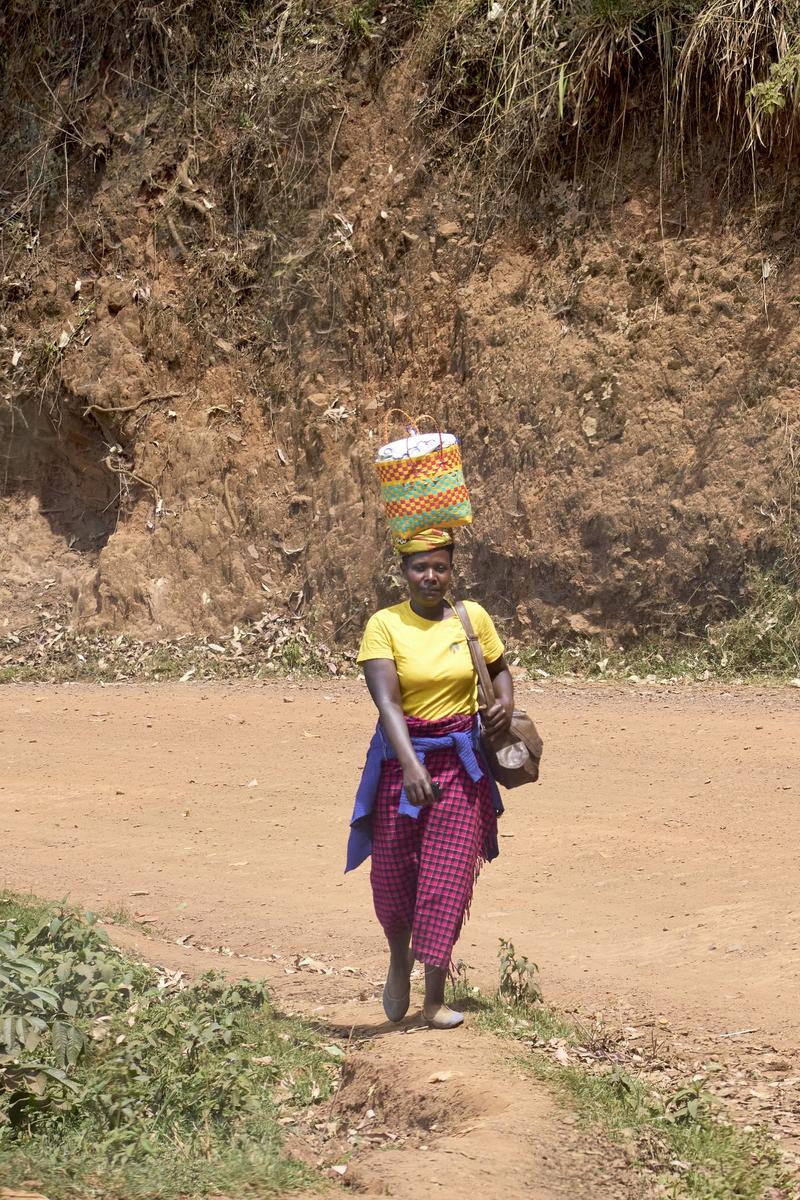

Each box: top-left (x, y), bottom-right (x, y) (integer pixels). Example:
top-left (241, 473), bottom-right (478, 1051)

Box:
top-left (0, 897), bottom-right (336, 1197)
top-left (498, 938), bottom-right (542, 1006)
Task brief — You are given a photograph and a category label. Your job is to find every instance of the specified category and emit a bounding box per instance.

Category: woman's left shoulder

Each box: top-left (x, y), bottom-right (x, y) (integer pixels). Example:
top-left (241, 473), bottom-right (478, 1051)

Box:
top-left (463, 601), bottom-right (504, 658)
top-left (462, 599), bottom-right (492, 622)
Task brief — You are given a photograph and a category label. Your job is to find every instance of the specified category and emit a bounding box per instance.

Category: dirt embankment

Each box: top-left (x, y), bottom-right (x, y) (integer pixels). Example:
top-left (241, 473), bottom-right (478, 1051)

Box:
top-left (1, 3), bottom-right (798, 646)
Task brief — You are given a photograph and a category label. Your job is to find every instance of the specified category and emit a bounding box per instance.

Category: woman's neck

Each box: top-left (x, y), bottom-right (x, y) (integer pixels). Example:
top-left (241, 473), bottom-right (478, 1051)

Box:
top-left (409, 597), bottom-right (449, 622)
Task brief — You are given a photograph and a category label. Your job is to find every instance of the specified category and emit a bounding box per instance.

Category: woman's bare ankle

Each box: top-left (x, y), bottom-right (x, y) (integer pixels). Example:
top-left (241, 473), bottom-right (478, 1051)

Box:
top-left (386, 931), bottom-right (413, 996)
top-left (423, 963), bottom-right (447, 1010)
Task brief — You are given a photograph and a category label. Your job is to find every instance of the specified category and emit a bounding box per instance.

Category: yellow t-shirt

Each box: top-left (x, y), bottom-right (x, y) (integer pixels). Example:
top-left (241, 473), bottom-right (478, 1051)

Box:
top-left (357, 600), bottom-right (505, 720)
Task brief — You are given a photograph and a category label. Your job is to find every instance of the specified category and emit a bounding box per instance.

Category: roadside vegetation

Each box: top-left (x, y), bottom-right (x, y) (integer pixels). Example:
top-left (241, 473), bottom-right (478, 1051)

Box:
top-left (1, 898), bottom-right (794, 1199)
top-left (519, 571), bottom-right (800, 682)
top-left (1, 567), bottom-right (797, 686)
top-left (411, 0), bottom-right (800, 215)
top-left (450, 942), bottom-right (793, 1200)
top-left (0, 894), bottom-right (338, 1199)
top-left (0, 609), bottom-right (347, 685)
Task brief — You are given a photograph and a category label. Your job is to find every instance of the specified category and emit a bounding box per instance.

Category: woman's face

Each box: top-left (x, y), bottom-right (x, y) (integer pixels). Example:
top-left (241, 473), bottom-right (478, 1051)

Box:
top-left (402, 548), bottom-right (453, 613)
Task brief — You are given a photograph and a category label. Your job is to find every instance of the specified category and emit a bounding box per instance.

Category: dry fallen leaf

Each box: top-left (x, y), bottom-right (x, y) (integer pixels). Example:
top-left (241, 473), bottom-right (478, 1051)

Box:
top-left (296, 955), bottom-right (332, 975)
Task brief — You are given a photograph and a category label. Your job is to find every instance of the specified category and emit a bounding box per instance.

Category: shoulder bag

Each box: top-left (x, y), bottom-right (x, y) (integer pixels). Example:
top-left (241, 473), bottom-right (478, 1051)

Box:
top-left (452, 599), bottom-right (543, 789)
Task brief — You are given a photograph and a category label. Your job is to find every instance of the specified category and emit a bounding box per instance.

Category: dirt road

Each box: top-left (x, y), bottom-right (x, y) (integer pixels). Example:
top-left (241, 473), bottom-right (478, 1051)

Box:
top-left (2, 678), bottom-right (799, 1194)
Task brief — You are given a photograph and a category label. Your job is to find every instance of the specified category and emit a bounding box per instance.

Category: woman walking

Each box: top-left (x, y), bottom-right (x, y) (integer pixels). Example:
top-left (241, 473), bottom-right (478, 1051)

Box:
top-left (346, 528), bottom-right (514, 1029)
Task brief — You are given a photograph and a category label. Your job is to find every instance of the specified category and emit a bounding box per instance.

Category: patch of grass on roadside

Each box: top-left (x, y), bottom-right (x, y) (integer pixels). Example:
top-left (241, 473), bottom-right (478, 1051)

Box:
top-left (99, 899), bottom-right (138, 928)
top-left (0, 895), bottom-right (338, 1198)
top-left (455, 942), bottom-right (791, 1200)
top-left (519, 572), bottom-right (800, 684)
top-left (0, 888), bottom-right (54, 931)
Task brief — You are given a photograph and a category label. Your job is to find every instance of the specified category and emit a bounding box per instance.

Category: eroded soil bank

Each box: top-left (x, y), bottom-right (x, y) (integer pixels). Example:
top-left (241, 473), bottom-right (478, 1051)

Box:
top-left (2, 7), bottom-right (799, 647)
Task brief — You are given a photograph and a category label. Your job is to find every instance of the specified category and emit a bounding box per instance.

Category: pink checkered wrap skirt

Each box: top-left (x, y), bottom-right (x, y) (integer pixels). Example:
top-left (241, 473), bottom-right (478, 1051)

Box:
top-left (370, 713), bottom-right (497, 970)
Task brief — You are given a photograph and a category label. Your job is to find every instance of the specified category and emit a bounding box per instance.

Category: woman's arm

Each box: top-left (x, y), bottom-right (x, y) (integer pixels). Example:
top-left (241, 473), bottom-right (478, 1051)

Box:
top-left (482, 654), bottom-right (514, 742)
top-left (363, 659), bottom-right (437, 807)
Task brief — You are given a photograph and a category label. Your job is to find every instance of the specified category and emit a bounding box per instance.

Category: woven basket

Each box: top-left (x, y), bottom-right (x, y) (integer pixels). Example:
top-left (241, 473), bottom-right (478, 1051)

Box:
top-left (375, 411), bottom-right (472, 541)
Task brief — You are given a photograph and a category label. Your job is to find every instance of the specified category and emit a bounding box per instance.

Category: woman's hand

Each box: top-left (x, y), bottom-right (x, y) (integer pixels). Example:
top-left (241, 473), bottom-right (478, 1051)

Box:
top-left (402, 759), bottom-right (437, 807)
top-left (364, 661), bottom-right (437, 805)
top-left (482, 700), bottom-right (512, 742)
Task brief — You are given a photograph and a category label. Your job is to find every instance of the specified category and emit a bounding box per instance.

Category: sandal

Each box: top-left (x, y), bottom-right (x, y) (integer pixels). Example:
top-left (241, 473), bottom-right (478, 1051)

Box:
top-left (423, 1003), bottom-right (464, 1030)
top-left (382, 983), bottom-right (411, 1023)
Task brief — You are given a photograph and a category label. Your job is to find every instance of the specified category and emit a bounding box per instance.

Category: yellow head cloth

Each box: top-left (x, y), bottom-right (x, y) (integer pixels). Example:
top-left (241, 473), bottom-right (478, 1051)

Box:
top-left (393, 527), bottom-right (454, 556)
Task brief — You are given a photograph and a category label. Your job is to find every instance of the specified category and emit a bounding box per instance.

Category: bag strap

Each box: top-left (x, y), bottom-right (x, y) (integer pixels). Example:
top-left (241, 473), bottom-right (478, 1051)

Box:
top-left (450, 597), bottom-right (496, 709)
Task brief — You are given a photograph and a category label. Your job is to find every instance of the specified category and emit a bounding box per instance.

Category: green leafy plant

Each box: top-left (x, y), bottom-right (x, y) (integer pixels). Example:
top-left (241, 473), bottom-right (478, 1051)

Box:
top-left (446, 957), bottom-right (488, 1010)
top-left (662, 1078), bottom-right (712, 1126)
top-left (747, 46), bottom-right (800, 124)
top-left (0, 896), bottom-right (337, 1197)
top-left (0, 909), bottom-right (138, 1125)
top-left (498, 937), bottom-right (542, 1006)
top-left (348, 3), bottom-right (377, 39)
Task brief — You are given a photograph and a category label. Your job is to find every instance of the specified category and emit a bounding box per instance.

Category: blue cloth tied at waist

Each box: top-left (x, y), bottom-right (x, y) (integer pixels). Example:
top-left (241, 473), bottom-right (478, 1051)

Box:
top-left (397, 729), bottom-right (485, 811)
top-left (345, 716), bottom-right (502, 874)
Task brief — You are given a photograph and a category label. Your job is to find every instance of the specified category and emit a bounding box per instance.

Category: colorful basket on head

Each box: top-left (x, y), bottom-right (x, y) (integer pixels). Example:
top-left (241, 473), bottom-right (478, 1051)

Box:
top-left (375, 411), bottom-right (473, 542)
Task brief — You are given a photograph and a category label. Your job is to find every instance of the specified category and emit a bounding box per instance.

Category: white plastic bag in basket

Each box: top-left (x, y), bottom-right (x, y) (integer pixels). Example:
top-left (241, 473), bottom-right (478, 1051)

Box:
top-left (375, 432), bottom-right (456, 463)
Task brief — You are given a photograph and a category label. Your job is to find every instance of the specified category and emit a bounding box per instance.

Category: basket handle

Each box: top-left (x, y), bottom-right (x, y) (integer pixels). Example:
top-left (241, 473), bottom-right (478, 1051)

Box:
top-left (383, 407), bottom-right (419, 446)
top-left (412, 411), bottom-right (444, 455)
